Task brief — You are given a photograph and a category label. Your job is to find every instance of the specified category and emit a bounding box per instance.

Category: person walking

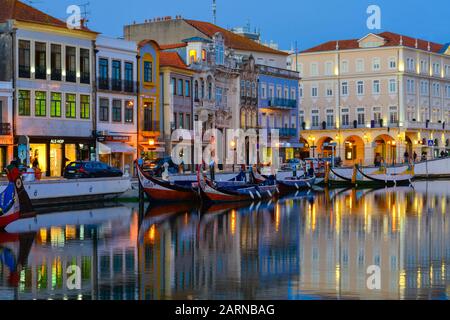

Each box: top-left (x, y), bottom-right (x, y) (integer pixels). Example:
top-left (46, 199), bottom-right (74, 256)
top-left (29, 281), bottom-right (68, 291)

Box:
top-left (413, 151), bottom-right (418, 163)
top-left (403, 151), bottom-right (409, 164)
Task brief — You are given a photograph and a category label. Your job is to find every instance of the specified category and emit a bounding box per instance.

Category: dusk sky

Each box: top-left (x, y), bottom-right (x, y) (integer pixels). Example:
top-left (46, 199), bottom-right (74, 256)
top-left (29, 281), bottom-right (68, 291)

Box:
top-left (31, 0), bottom-right (450, 50)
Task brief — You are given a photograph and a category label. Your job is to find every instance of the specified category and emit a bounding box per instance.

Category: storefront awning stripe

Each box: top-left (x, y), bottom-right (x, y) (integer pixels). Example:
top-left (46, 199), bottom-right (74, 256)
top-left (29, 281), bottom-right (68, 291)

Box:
top-left (99, 142), bottom-right (136, 154)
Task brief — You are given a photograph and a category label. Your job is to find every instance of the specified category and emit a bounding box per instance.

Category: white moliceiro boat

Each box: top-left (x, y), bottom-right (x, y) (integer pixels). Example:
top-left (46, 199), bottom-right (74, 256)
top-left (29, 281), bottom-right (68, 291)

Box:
top-left (0, 176), bottom-right (132, 206)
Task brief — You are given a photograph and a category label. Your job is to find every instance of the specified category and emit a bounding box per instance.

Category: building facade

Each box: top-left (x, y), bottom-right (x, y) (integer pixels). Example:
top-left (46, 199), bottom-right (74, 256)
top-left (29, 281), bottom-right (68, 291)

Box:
top-left (290, 32), bottom-right (450, 166)
top-left (0, 0), bottom-right (98, 177)
top-left (159, 51), bottom-right (194, 165)
top-left (0, 80), bottom-right (13, 171)
top-left (95, 35), bottom-right (138, 175)
top-left (137, 40), bottom-right (163, 160)
top-left (257, 64), bottom-right (300, 162)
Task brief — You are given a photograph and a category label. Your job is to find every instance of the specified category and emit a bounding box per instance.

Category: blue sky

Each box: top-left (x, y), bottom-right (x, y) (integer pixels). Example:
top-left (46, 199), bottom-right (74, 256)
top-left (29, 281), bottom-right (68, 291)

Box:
top-left (31, 0), bottom-right (450, 50)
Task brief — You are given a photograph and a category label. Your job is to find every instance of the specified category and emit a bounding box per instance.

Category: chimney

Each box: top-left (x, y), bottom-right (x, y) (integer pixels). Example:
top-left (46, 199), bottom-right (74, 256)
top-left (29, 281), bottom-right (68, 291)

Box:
top-left (415, 38), bottom-right (418, 48)
top-left (80, 18), bottom-right (86, 28)
top-left (336, 41), bottom-right (339, 50)
top-left (399, 36), bottom-right (403, 46)
top-left (427, 42), bottom-right (431, 51)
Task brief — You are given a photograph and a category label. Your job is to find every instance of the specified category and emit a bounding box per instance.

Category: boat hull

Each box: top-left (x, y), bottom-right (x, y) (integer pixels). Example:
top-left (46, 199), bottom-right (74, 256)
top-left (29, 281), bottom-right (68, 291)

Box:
top-left (277, 177), bottom-right (315, 194)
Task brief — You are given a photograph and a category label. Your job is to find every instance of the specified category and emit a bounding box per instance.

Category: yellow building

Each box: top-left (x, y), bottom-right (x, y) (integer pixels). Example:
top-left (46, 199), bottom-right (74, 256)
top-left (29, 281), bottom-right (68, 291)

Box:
top-left (291, 32), bottom-right (450, 166)
top-left (137, 40), bottom-right (162, 159)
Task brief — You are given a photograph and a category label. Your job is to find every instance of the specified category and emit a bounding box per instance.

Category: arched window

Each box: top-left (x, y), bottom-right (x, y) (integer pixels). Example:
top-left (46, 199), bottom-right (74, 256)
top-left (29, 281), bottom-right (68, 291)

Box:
top-left (214, 34), bottom-right (225, 65)
top-left (201, 49), bottom-right (207, 61)
top-left (208, 82), bottom-right (212, 100)
top-left (251, 110), bottom-right (257, 127)
top-left (252, 82), bottom-right (256, 98)
top-left (194, 80), bottom-right (199, 100)
top-left (246, 81), bottom-right (251, 97)
top-left (189, 49), bottom-right (197, 64)
top-left (201, 80), bottom-right (205, 99)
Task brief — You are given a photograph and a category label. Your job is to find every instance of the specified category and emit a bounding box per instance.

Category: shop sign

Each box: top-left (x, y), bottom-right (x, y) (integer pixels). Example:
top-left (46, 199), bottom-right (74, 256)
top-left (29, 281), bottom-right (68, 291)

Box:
top-left (98, 135), bottom-right (130, 142)
top-left (51, 139), bottom-right (65, 144)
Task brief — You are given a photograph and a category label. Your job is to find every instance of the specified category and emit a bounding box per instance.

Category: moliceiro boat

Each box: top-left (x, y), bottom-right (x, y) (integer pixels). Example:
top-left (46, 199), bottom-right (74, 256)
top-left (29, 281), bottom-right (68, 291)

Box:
top-left (0, 164), bottom-right (36, 229)
top-left (276, 175), bottom-right (316, 194)
top-left (197, 168), bottom-right (277, 203)
top-left (351, 164), bottom-right (414, 187)
top-left (136, 162), bottom-right (199, 202)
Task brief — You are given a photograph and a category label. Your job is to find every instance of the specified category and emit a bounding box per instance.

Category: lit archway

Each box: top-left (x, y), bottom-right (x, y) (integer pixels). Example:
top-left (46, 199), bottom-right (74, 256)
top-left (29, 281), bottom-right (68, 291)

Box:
top-left (373, 134), bottom-right (396, 165)
top-left (299, 137), bottom-right (310, 159)
top-left (317, 136), bottom-right (335, 159)
top-left (343, 135), bottom-right (365, 166)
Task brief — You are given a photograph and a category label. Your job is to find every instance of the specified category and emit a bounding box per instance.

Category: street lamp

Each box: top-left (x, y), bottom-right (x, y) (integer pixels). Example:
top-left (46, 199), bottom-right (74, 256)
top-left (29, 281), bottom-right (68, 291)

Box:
top-left (230, 139), bottom-right (237, 172)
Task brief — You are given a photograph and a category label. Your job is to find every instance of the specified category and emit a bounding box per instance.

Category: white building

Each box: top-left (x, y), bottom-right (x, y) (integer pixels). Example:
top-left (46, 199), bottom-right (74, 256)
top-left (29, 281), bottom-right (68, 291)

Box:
top-left (95, 35), bottom-right (138, 175)
top-left (0, 81), bottom-right (13, 170)
top-left (0, 0), bottom-right (98, 177)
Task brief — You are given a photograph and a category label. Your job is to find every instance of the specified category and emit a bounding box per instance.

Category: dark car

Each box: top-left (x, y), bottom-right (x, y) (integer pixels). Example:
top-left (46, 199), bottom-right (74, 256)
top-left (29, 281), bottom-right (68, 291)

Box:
top-left (144, 157), bottom-right (180, 176)
top-left (63, 161), bottom-right (123, 179)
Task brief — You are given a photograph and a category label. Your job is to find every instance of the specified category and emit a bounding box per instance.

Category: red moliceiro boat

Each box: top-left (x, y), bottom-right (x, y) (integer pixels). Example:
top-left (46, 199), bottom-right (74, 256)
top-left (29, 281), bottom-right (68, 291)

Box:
top-left (0, 164), bottom-right (35, 229)
top-left (136, 162), bottom-right (198, 202)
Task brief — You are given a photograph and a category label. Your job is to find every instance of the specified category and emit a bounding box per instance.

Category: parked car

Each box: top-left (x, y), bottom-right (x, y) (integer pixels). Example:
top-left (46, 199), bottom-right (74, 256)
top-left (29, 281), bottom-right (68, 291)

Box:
top-left (143, 157), bottom-right (180, 176)
top-left (63, 161), bottom-right (123, 179)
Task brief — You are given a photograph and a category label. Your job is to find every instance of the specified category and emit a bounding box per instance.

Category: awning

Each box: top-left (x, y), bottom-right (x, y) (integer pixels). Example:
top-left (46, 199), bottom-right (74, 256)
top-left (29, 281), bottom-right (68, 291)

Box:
top-left (98, 142), bottom-right (136, 155)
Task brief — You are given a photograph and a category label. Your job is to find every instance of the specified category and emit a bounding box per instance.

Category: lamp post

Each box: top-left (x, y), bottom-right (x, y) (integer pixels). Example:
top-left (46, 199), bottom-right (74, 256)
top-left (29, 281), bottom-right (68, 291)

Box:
top-left (230, 139), bottom-right (236, 172)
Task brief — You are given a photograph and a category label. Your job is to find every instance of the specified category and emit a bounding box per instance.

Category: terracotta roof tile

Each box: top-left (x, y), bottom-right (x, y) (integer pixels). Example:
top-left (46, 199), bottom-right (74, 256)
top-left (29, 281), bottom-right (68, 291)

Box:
top-left (0, 0), bottom-right (95, 32)
top-left (184, 19), bottom-right (288, 56)
top-left (159, 51), bottom-right (189, 70)
top-left (159, 43), bottom-right (187, 50)
top-left (301, 31), bottom-right (444, 54)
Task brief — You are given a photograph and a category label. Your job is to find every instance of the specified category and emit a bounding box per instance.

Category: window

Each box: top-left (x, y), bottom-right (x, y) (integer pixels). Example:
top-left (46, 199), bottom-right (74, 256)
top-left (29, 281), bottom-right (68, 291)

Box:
top-left (171, 78), bottom-right (176, 95)
top-left (372, 58), bottom-right (381, 71)
top-left (35, 91), bottom-right (46, 117)
top-left (340, 60), bottom-right (349, 74)
top-left (446, 85), bottom-right (450, 99)
top-left (201, 49), bottom-right (207, 61)
top-left (194, 80), bottom-right (199, 100)
top-left (66, 94), bottom-right (76, 118)
top-left (311, 86), bottom-right (318, 97)
top-left (252, 83), bottom-right (257, 98)
top-left (268, 86), bottom-right (274, 98)
top-left (407, 79), bottom-right (416, 94)
top-left (297, 63), bottom-right (303, 76)
top-left (433, 63), bottom-right (441, 76)
top-left (125, 100), bottom-right (134, 123)
top-left (389, 79), bottom-right (397, 93)
top-left (341, 81), bottom-right (348, 96)
top-left (299, 111), bottom-right (305, 126)
top-left (111, 60), bottom-right (121, 90)
top-left (189, 49), bottom-right (197, 64)
top-left (50, 92), bottom-right (62, 117)
top-left (420, 60), bottom-right (428, 74)
top-left (290, 88), bottom-right (296, 100)
top-left (112, 99), bottom-right (122, 122)
top-left (445, 65), bottom-right (450, 78)
top-left (326, 109), bottom-right (334, 127)
top-left (325, 61), bottom-right (333, 76)
top-left (18, 90), bottom-right (30, 116)
top-left (357, 107), bottom-right (365, 125)
top-left (420, 80), bottom-right (429, 95)
top-left (178, 113), bottom-right (184, 129)
top-left (66, 46), bottom-right (76, 82)
top-left (124, 62), bottom-right (133, 92)
top-left (299, 84), bottom-right (303, 98)
top-left (433, 83), bottom-right (441, 97)
top-left (389, 58), bottom-right (397, 70)
top-left (51, 44), bottom-right (62, 81)
top-left (99, 58), bottom-right (109, 89)
top-left (373, 107), bottom-right (381, 123)
top-left (406, 58), bottom-right (415, 71)
top-left (372, 80), bottom-right (380, 94)
top-left (186, 114), bottom-right (191, 130)
top-left (341, 108), bottom-right (349, 127)
top-left (80, 48), bottom-right (90, 84)
top-left (326, 85), bottom-right (333, 97)
top-left (18, 40), bottom-right (30, 78)
top-left (356, 59), bottom-right (364, 72)
top-left (389, 106), bottom-right (398, 124)
top-left (276, 86), bottom-right (282, 98)
top-left (310, 63), bottom-right (319, 76)
top-left (215, 87), bottom-right (223, 104)
top-left (208, 82), bottom-right (212, 100)
top-left (215, 37), bottom-right (224, 65)
top-left (144, 61), bottom-right (152, 83)
top-left (35, 42), bottom-right (46, 80)
top-left (178, 79), bottom-right (183, 96)
top-left (80, 95), bottom-right (90, 119)
top-left (185, 80), bottom-right (190, 97)
top-left (357, 81), bottom-right (364, 95)
top-left (99, 98), bottom-right (109, 121)
top-left (311, 110), bottom-right (319, 127)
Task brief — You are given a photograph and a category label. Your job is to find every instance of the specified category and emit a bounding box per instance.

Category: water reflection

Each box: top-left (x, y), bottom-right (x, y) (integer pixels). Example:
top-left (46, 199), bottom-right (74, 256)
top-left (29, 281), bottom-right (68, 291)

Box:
top-left (0, 181), bottom-right (449, 300)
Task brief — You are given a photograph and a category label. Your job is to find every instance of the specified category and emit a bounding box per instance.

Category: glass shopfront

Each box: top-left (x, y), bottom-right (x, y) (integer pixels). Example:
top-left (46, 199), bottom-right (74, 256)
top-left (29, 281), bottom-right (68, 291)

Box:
top-left (30, 143), bottom-right (47, 173)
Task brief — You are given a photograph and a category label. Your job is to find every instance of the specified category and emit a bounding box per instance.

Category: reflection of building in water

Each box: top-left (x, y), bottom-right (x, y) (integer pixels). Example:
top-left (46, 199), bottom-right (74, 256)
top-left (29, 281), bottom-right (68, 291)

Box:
top-left (12, 209), bottom-right (137, 300)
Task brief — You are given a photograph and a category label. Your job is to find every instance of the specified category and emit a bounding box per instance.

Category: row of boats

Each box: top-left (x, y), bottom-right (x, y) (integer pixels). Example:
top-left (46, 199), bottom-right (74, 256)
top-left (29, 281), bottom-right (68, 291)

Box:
top-left (136, 161), bottom-right (415, 204)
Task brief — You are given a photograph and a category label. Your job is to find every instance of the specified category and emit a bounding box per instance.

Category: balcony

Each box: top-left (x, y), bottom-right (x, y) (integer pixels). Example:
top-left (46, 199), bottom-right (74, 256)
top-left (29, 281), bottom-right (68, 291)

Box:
top-left (66, 71), bottom-right (76, 83)
top-left (80, 72), bottom-right (90, 84)
top-left (269, 127), bottom-right (297, 137)
top-left (143, 121), bottom-right (160, 132)
top-left (51, 69), bottom-right (62, 81)
top-left (405, 120), bottom-right (446, 130)
top-left (267, 98), bottom-right (297, 109)
top-left (35, 66), bottom-right (46, 80)
top-left (19, 65), bottom-right (30, 78)
top-left (97, 78), bottom-right (137, 93)
top-left (240, 96), bottom-right (258, 105)
top-left (0, 123), bottom-right (11, 135)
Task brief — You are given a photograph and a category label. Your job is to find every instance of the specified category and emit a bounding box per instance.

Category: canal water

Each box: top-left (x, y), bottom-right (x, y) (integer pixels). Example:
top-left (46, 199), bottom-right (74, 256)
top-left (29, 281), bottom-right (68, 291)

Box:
top-left (0, 181), bottom-right (449, 300)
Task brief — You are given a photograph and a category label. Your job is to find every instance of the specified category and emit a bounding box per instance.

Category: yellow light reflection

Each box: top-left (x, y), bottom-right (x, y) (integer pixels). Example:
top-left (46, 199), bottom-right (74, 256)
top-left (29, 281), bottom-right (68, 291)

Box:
top-left (148, 224), bottom-right (156, 243)
top-left (231, 210), bottom-right (236, 235)
top-left (275, 205), bottom-right (280, 232)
